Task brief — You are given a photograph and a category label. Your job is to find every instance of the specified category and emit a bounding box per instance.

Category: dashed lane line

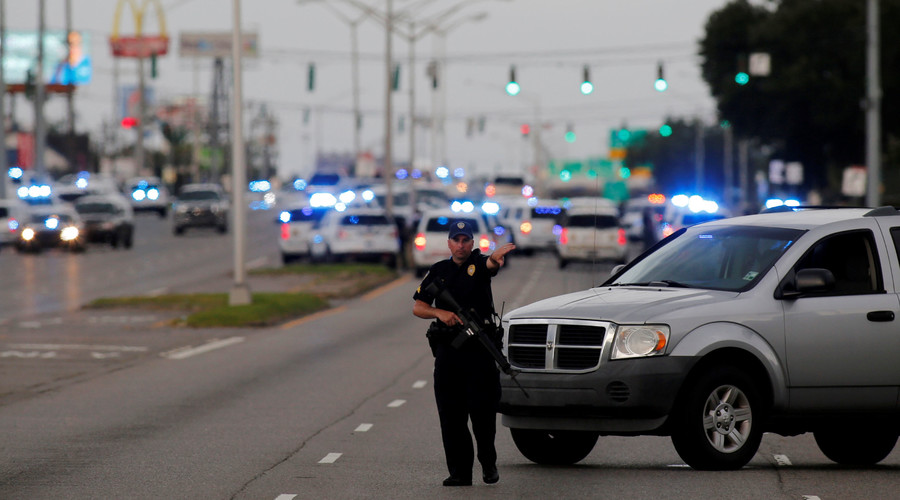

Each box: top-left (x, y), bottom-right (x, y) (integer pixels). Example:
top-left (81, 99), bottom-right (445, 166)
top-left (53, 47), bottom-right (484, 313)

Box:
top-left (387, 399), bottom-right (406, 408)
top-left (773, 454), bottom-right (792, 466)
top-left (355, 423), bottom-right (373, 432)
top-left (318, 452), bottom-right (342, 464)
top-left (162, 337), bottom-right (245, 360)
top-left (412, 380), bottom-right (427, 389)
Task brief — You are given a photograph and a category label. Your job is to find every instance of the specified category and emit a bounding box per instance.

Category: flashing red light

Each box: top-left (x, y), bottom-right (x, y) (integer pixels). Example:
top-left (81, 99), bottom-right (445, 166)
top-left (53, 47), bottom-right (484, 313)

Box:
top-left (559, 227), bottom-right (569, 245)
top-left (617, 228), bottom-right (627, 246)
top-left (121, 116), bottom-right (138, 129)
top-left (280, 223), bottom-right (290, 240)
top-left (479, 235), bottom-right (491, 251)
top-left (520, 123), bottom-right (531, 136)
top-left (647, 193), bottom-right (666, 204)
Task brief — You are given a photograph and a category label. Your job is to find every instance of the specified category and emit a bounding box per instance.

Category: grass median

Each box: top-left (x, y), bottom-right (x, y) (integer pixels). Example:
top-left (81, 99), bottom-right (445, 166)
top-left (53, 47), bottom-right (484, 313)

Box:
top-left (85, 263), bottom-right (399, 328)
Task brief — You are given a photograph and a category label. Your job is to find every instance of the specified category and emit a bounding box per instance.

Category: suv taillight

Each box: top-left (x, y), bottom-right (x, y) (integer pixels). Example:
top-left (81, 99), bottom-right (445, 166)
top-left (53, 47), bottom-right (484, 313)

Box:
top-left (280, 223), bottom-right (290, 240)
top-left (559, 227), bottom-right (568, 245)
top-left (478, 235), bottom-right (490, 251)
top-left (617, 228), bottom-right (627, 246)
top-left (414, 232), bottom-right (427, 251)
top-left (520, 221), bottom-right (533, 234)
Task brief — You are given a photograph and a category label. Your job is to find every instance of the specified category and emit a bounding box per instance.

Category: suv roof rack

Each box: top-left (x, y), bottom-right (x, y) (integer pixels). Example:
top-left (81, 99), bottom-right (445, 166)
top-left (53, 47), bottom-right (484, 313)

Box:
top-left (759, 205), bottom-right (866, 214)
top-left (864, 206), bottom-right (900, 217)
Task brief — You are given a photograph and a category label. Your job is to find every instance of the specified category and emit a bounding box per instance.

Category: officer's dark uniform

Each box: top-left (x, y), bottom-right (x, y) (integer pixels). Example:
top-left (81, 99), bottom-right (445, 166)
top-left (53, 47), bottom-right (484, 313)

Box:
top-left (413, 247), bottom-right (501, 484)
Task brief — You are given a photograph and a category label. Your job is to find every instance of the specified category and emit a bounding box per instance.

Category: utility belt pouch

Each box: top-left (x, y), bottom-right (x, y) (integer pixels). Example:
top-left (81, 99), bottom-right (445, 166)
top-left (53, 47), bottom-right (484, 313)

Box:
top-left (426, 321), bottom-right (457, 356)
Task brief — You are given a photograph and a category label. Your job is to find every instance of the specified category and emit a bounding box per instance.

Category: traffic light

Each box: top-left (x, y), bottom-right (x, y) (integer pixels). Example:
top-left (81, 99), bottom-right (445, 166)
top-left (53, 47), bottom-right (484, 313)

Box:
top-left (580, 65), bottom-right (593, 95)
top-left (392, 63), bottom-right (401, 91)
top-left (659, 123), bottom-right (673, 137)
top-left (654, 62), bottom-right (667, 92)
top-left (565, 123), bottom-right (576, 143)
top-left (520, 123), bottom-right (530, 137)
top-left (307, 63), bottom-right (315, 91)
top-left (505, 65), bottom-right (520, 96)
top-left (735, 54), bottom-right (749, 85)
top-left (121, 116), bottom-right (138, 129)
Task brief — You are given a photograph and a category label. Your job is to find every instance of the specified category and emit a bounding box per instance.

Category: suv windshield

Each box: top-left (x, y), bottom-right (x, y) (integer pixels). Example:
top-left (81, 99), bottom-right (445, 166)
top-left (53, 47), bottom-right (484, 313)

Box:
top-left (609, 226), bottom-right (803, 292)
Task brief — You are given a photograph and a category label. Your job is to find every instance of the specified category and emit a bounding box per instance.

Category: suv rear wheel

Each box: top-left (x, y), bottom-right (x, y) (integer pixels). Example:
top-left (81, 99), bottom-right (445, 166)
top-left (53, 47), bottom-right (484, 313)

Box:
top-left (509, 428), bottom-right (598, 465)
top-left (814, 425), bottom-right (898, 465)
top-left (670, 365), bottom-right (764, 470)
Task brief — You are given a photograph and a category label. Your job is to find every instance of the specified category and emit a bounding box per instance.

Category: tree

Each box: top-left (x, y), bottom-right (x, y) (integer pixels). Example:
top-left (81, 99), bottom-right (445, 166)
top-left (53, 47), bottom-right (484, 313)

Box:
top-left (698, 0), bottom-right (900, 200)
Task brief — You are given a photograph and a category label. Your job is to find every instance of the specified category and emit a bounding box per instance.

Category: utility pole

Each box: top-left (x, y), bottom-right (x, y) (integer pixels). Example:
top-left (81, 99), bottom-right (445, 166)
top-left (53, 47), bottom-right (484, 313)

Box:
top-left (865, 0), bottom-right (881, 207)
top-left (35, 0), bottom-right (47, 180)
top-left (229, 0), bottom-right (251, 306)
top-left (65, 0), bottom-right (75, 172)
top-left (0, 0), bottom-right (7, 198)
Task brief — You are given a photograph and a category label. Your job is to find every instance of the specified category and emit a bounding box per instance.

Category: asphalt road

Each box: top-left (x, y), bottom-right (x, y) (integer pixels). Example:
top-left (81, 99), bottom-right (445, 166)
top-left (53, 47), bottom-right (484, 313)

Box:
top-left (0, 209), bottom-right (899, 499)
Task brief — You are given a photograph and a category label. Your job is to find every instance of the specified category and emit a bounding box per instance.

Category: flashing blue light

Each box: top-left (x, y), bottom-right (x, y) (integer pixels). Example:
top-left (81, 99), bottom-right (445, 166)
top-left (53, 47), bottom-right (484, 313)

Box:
top-left (147, 188), bottom-right (160, 200)
top-left (435, 166), bottom-right (450, 179)
top-left (396, 169), bottom-right (409, 180)
top-left (8, 219), bottom-right (19, 231)
top-left (437, 216), bottom-right (449, 225)
top-left (535, 206), bottom-right (562, 215)
top-left (493, 226), bottom-right (505, 236)
top-left (453, 167), bottom-right (465, 179)
top-left (348, 215), bottom-right (360, 224)
top-left (75, 178), bottom-right (88, 189)
top-left (249, 180), bottom-right (271, 192)
top-left (45, 217), bottom-right (60, 230)
top-left (293, 179), bottom-right (308, 191)
top-left (451, 200), bottom-right (474, 213)
top-left (8, 167), bottom-right (23, 180)
top-left (361, 189), bottom-right (375, 202)
top-left (481, 201), bottom-right (500, 215)
top-left (334, 203), bottom-right (347, 212)
top-left (411, 169), bottom-right (422, 179)
top-left (279, 211), bottom-right (291, 223)
top-left (671, 194), bottom-right (690, 207)
top-left (339, 190), bottom-right (356, 204)
top-left (785, 199), bottom-right (801, 207)
top-left (132, 189), bottom-right (146, 201)
top-left (552, 224), bottom-right (563, 236)
top-left (526, 197), bottom-right (539, 207)
top-left (313, 234), bottom-right (324, 244)
top-left (310, 192), bottom-right (337, 207)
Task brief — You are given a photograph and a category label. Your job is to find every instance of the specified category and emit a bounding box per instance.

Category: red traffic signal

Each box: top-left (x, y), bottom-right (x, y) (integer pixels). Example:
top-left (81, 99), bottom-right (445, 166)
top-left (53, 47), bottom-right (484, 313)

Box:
top-left (520, 123), bottom-right (531, 136)
top-left (121, 116), bottom-right (139, 129)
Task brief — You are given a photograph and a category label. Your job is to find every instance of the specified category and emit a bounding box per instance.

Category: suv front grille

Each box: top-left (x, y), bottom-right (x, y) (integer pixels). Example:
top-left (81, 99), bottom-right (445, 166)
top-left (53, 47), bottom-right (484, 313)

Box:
top-left (507, 321), bottom-right (609, 372)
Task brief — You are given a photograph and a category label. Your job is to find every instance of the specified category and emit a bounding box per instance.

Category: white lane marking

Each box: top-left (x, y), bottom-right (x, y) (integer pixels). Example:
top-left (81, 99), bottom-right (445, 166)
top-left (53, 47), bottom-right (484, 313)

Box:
top-left (9, 343), bottom-right (148, 352)
top-left (274, 495), bottom-right (297, 500)
top-left (774, 454), bottom-right (792, 466)
top-left (19, 317), bottom-right (63, 328)
top-left (412, 380), bottom-right (427, 389)
top-left (355, 423), bottom-right (373, 432)
top-left (387, 399), bottom-right (406, 408)
top-left (802, 497), bottom-right (821, 500)
top-left (163, 337), bottom-right (245, 360)
top-left (318, 452), bottom-right (342, 464)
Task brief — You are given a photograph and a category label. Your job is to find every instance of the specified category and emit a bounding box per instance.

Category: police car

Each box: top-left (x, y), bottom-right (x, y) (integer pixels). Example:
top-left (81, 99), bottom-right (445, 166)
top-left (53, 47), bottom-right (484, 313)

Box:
top-left (412, 208), bottom-right (496, 277)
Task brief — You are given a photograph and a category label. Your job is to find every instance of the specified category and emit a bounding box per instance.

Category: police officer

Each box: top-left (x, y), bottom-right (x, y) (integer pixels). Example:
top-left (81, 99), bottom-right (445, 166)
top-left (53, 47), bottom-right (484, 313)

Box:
top-left (413, 220), bottom-right (515, 487)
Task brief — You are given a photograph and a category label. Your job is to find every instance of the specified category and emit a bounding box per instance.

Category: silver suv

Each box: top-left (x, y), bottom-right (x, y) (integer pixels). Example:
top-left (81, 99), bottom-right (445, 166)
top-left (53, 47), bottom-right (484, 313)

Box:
top-left (501, 206), bottom-right (900, 470)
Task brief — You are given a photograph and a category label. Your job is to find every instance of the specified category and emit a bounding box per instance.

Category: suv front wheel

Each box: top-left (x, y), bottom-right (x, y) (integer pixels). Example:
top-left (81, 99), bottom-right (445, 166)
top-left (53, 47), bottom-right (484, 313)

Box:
top-left (670, 365), bottom-right (764, 470)
top-left (509, 428), bottom-right (599, 465)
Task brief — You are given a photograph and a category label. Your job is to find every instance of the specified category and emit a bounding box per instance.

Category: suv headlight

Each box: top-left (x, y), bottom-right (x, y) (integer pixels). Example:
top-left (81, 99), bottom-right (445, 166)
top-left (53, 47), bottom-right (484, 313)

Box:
top-left (611, 325), bottom-right (669, 359)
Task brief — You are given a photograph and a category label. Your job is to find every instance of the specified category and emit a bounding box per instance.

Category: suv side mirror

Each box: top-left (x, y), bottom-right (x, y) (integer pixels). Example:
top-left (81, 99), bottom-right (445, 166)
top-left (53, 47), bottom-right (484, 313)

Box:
top-left (779, 268), bottom-right (835, 299)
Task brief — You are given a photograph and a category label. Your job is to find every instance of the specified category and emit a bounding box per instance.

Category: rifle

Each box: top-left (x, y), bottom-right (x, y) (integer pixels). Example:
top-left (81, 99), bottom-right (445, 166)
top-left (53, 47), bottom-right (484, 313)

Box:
top-left (424, 281), bottom-right (529, 398)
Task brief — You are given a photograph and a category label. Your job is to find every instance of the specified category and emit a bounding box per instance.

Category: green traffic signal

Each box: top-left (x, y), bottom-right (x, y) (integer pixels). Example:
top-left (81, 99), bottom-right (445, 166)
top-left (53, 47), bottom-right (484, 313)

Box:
top-left (735, 72), bottom-right (750, 85)
top-left (659, 124), bottom-right (673, 137)
top-left (565, 131), bottom-right (576, 143)
top-left (506, 81), bottom-right (521, 96)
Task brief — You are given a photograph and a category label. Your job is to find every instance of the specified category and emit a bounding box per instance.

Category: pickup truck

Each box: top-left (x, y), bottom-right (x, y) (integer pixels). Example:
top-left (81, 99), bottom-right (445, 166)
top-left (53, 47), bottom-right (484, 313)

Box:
top-left (500, 206), bottom-right (900, 470)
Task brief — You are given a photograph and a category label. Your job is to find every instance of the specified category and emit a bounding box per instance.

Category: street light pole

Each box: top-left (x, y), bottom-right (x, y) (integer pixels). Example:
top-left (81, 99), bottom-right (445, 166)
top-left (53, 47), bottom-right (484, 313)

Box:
top-left (865, 0), bottom-right (881, 207)
top-left (229, 0), bottom-right (251, 306)
top-left (0, 0), bottom-right (7, 198)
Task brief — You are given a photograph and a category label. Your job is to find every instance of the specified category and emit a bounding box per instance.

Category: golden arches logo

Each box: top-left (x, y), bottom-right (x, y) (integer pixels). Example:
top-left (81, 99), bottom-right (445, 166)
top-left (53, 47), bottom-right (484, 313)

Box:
top-left (110, 0), bottom-right (169, 58)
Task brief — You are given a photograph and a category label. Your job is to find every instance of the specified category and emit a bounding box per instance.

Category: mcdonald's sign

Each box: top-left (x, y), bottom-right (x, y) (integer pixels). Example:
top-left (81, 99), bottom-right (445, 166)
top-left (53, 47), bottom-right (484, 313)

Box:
top-left (109, 0), bottom-right (169, 58)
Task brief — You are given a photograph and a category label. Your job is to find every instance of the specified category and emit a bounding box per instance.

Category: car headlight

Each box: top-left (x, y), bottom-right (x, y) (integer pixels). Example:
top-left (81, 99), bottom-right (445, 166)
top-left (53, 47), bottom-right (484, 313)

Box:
top-left (611, 325), bottom-right (669, 359)
top-left (21, 227), bottom-right (35, 241)
top-left (60, 226), bottom-right (80, 241)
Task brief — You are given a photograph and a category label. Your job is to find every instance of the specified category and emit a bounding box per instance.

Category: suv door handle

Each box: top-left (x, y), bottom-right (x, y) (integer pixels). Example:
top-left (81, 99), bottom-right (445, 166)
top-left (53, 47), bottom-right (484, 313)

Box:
top-left (866, 311), bottom-right (895, 322)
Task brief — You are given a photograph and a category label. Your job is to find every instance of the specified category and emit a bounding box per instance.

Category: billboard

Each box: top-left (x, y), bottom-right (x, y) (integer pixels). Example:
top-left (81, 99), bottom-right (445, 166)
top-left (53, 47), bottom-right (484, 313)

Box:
top-left (179, 32), bottom-right (259, 58)
top-left (1, 31), bottom-right (93, 85)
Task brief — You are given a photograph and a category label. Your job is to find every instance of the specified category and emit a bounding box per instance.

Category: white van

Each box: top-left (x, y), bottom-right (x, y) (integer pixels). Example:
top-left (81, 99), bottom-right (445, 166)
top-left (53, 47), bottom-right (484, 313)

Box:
top-left (0, 198), bottom-right (29, 247)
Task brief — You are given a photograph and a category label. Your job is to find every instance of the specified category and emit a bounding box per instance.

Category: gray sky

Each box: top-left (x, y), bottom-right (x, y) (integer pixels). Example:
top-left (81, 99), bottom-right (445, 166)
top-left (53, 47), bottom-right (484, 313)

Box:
top-left (6, 0), bottom-right (729, 181)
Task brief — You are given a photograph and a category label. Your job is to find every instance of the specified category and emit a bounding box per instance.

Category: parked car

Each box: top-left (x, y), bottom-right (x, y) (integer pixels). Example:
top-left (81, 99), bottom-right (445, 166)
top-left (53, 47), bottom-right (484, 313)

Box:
top-left (412, 208), bottom-right (496, 277)
top-left (0, 197), bottom-right (29, 247)
top-left (125, 176), bottom-right (170, 217)
top-left (277, 205), bottom-right (329, 264)
top-left (621, 195), bottom-right (667, 243)
top-left (500, 206), bottom-right (900, 470)
top-left (15, 204), bottom-right (85, 253)
top-left (555, 205), bottom-right (628, 268)
top-left (74, 194), bottom-right (135, 248)
top-left (172, 183), bottom-right (229, 235)
top-left (309, 207), bottom-right (400, 268)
